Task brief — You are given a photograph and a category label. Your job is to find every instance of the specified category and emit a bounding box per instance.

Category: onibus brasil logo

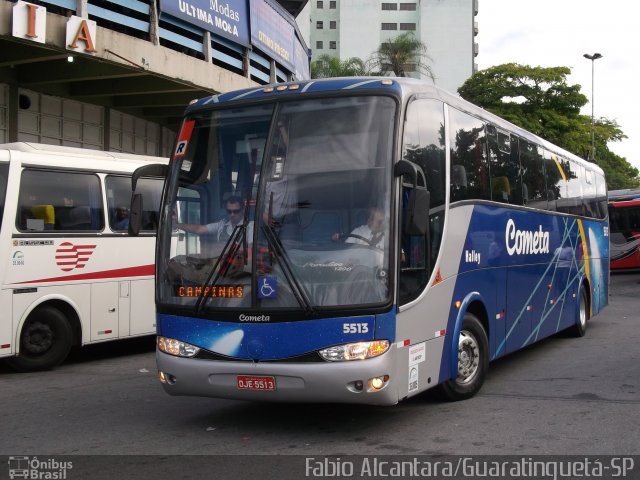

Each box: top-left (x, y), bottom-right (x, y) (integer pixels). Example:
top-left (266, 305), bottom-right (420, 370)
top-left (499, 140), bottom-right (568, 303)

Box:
top-left (55, 242), bottom-right (96, 272)
top-left (8, 456), bottom-right (72, 479)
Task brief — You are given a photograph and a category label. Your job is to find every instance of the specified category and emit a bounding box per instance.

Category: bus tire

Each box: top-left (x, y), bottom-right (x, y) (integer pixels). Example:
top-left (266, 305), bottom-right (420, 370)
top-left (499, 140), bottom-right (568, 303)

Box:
top-left (7, 306), bottom-right (73, 372)
top-left (439, 313), bottom-right (488, 401)
top-left (568, 286), bottom-right (589, 337)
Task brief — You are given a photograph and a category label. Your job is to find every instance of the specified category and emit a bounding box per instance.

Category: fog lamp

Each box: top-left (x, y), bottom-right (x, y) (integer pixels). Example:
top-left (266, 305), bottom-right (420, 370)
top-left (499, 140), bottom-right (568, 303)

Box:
top-left (368, 375), bottom-right (390, 390)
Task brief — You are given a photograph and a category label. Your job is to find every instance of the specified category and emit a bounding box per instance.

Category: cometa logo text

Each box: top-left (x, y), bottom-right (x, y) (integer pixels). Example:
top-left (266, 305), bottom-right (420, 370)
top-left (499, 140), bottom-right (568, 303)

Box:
top-left (505, 219), bottom-right (550, 256)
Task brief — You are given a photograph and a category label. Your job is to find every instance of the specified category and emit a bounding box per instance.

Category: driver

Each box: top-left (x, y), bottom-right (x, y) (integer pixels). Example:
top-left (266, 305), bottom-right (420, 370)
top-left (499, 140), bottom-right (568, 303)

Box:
top-left (332, 206), bottom-right (385, 249)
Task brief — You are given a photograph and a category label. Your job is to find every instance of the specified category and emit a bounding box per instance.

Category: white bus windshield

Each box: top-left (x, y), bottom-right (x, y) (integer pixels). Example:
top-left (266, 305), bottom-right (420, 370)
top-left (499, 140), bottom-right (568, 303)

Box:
top-left (158, 95), bottom-right (396, 314)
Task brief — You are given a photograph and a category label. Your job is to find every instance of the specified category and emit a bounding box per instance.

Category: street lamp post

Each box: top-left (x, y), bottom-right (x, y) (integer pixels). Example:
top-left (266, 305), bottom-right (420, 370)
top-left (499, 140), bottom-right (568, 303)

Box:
top-left (583, 52), bottom-right (602, 162)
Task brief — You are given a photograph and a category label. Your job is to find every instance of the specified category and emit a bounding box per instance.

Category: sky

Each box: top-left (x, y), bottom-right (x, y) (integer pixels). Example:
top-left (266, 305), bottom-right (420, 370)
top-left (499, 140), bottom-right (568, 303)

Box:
top-left (475, 0), bottom-right (640, 170)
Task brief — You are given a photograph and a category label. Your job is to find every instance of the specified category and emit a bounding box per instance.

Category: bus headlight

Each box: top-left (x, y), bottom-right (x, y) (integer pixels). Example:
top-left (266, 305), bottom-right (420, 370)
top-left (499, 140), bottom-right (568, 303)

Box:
top-left (319, 340), bottom-right (390, 361)
top-left (157, 336), bottom-right (200, 357)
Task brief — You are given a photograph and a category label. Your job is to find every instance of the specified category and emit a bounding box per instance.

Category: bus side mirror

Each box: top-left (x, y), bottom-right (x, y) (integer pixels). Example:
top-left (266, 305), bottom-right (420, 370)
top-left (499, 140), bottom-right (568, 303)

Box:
top-left (132, 163), bottom-right (168, 191)
top-left (129, 163), bottom-right (167, 237)
top-left (128, 193), bottom-right (143, 236)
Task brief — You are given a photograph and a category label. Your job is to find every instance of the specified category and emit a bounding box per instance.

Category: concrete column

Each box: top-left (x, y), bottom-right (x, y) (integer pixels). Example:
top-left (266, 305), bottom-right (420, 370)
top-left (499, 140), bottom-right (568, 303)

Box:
top-left (76, 0), bottom-right (88, 18)
top-left (269, 59), bottom-right (276, 83)
top-left (149, 0), bottom-right (160, 46)
top-left (243, 47), bottom-right (251, 78)
top-left (203, 32), bottom-right (212, 64)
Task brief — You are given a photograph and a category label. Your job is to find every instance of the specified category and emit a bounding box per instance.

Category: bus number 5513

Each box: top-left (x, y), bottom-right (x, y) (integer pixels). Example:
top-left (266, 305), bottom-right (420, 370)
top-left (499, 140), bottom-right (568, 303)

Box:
top-left (343, 323), bottom-right (369, 334)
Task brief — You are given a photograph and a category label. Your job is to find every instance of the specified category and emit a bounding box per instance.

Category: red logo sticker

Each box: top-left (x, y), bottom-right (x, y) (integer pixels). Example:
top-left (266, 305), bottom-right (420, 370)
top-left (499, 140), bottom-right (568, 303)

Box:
top-left (55, 242), bottom-right (97, 272)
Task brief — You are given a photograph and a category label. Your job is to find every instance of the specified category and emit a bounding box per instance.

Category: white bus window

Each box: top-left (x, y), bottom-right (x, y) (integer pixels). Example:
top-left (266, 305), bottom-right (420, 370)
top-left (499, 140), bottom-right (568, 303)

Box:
top-left (17, 169), bottom-right (104, 232)
top-left (106, 175), bottom-right (163, 232)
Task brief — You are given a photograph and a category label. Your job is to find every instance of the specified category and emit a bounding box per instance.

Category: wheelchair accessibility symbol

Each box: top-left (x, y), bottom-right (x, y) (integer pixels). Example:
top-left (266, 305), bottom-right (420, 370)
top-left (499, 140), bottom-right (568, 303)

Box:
top-left (258, 276), bottom-right (277, 299)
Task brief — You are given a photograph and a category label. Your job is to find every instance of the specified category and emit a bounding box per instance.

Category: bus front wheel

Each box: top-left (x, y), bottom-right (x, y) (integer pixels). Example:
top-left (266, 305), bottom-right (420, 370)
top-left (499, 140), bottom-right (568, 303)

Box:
top-left (7, 306), bottom-right (73, 372)
top-left (439, 313), bottom-right (488, 401)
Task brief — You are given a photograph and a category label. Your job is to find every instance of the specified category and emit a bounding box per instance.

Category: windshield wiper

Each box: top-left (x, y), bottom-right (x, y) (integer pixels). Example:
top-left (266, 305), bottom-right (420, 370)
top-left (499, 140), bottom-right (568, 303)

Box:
top-left (194, 224), bottom-right (245, 313)
top-left (261, 222), bottom-right (315, 316)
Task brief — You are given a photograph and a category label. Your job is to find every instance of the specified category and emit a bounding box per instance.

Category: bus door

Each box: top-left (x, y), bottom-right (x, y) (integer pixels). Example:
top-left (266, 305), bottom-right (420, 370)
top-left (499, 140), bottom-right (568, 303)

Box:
top-left (90, 282), bottom-right (119, 341)
top-left (113, 279), bottom-right (156, 337)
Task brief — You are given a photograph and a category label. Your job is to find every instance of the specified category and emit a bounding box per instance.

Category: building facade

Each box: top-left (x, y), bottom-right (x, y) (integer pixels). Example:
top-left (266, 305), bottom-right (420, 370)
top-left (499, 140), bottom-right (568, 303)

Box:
top-left (0, 0), bottom-right (309, 156)
top-left (305, 0), bottom-right (478, 93)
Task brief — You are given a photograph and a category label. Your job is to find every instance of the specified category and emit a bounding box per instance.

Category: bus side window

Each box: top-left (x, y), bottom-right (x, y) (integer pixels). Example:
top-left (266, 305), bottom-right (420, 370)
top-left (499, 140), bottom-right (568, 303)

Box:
top-left (487, 127), bottom-right (522, 205)
top-left (448, 107), bottom-right (490, 202)
top-left (400, 99), bottom-right (446, 304)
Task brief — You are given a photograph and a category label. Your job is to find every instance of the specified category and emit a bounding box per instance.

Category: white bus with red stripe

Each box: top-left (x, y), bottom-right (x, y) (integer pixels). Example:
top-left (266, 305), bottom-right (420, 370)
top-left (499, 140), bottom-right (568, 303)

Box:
top-left (0, 142), bottom-right (166, 371)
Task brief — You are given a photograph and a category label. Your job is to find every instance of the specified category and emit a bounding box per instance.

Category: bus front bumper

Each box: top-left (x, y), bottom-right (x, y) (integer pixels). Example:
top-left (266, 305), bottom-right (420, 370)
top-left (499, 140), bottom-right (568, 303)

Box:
top-left (156, 348), bottom-right (400, 406)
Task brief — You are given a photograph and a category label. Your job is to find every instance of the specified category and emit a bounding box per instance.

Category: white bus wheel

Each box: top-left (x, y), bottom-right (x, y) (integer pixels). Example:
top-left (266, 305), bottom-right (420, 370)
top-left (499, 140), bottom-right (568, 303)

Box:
top-left (7, 306), bottom-right (73, 372)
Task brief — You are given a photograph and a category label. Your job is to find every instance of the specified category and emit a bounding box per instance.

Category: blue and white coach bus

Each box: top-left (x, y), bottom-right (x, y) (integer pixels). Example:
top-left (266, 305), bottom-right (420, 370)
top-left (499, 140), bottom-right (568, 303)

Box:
top-left (130, 78), bottom-right (609, 405)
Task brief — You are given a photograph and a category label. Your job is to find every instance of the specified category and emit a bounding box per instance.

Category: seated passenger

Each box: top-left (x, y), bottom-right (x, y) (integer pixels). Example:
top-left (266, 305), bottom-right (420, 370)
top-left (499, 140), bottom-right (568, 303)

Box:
top-left (112, 206), bottom-right (130, 230)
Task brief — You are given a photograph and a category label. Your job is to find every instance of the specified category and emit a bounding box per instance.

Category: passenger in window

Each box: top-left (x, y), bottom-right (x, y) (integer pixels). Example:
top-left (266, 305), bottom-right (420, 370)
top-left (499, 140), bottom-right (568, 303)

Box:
top-left (332, 206), bottom-right (385, 249)
top-left (176, 196), bottom-right (253, 242)
top-left (112, 206), bottom-right (130, 230)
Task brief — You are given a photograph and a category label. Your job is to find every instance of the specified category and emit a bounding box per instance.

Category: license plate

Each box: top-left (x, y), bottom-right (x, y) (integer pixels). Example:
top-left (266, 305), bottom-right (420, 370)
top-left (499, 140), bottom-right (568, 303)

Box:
top-left (236, 375), bottom-right (276, 391)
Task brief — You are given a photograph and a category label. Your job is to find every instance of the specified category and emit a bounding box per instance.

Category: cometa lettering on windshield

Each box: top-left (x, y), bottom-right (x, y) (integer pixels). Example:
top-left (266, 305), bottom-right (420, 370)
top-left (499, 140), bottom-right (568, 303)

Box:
top-left (177, 285), bottom-right (243, 298)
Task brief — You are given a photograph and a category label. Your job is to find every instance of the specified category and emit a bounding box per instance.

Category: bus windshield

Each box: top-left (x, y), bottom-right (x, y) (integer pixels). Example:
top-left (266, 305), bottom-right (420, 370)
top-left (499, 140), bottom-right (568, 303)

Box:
top-left (158, 95), bottom-right (396, 314)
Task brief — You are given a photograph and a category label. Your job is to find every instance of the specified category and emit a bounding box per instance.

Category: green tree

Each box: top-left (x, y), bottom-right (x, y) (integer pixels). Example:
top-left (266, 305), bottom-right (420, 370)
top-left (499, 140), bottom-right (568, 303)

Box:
top-left (310, 55), bottom-right (367, 78)
top-left (368, 33), bottom-right (434, 80)
top-left (458, 63), bottom-right (639, 189)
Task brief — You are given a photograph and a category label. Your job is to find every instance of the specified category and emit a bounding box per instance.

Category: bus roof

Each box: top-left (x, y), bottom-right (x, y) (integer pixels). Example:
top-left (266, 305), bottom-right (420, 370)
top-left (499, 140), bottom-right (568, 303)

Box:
top-left (609, 188), bottom-right (640, 201)
top-left (0, 142), bottom-right (168, 173)
top-left (185, 77), bottom-right (603, 177)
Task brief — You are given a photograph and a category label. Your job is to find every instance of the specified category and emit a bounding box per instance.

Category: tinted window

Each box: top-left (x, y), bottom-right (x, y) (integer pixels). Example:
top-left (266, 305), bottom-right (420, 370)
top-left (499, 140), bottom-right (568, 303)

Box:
top-left (561, 160), bottom-right (584, 215)
top-left (544, 151), bottom-right (565, 212)
top-left (449, 108), bottom-right (489, 202)
top-left (401, 98), bottom-right (446, 304)
top-left (487, 125), bottom-right (522, 205)
top-left (17, 169), bottom-right (104, 232)
top-left (595, 172), bottom-right (608, 219)
top-left (403, 99), bottom-right (446, 208)
top-left (583, 168), bottom-right (598, 218)
top-left (520, 141), bottom-right (547, 209)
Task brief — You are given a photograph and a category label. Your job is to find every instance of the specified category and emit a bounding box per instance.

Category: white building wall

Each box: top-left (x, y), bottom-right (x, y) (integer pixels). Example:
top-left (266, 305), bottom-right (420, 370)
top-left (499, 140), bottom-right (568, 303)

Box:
top-left (339, 1), bottom-right (380, 62)
top-left (307, 0), bottom-right (477, 93)
top-left (7, 85), bottom-right (174, 157)
top-left (420, 0), bottom-right (475, 93)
